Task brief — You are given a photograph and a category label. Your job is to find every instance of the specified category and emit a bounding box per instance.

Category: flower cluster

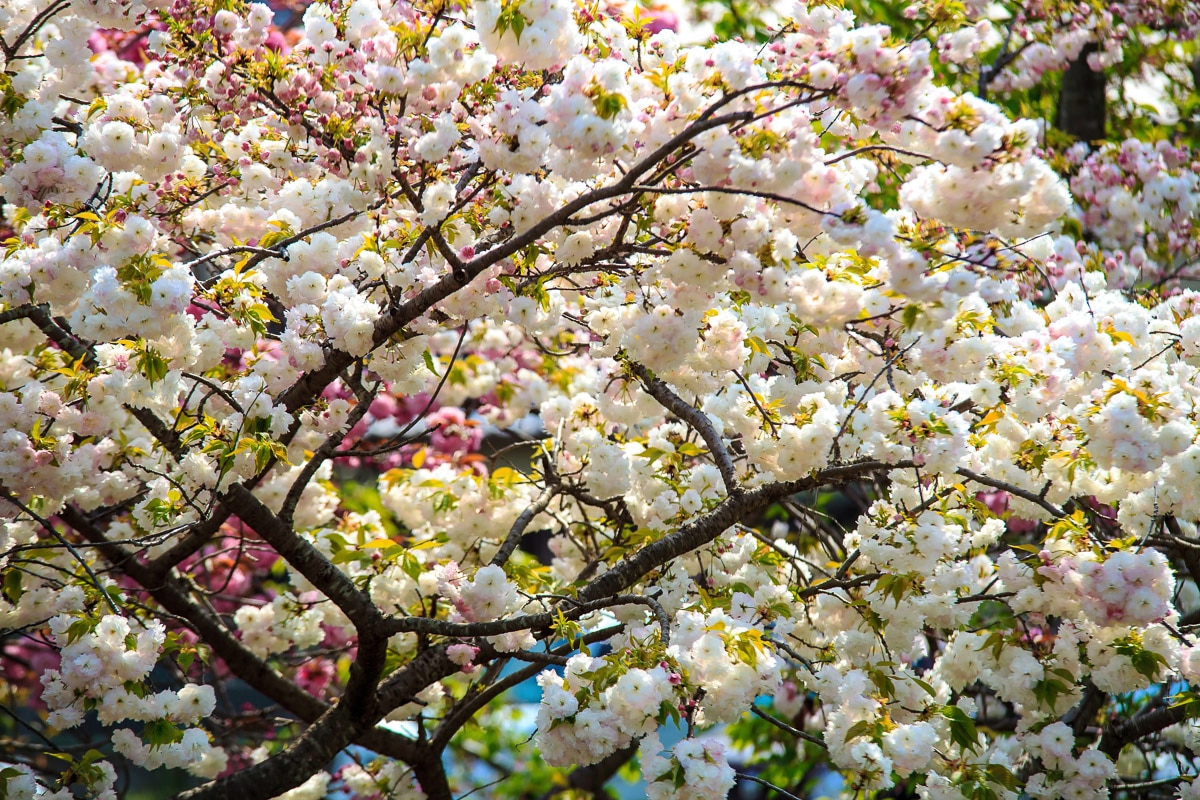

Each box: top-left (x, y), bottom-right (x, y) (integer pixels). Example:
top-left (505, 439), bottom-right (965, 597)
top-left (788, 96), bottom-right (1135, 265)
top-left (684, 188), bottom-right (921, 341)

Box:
top-left (4, 0), bottom-right (1200, 798)
top-left (1067, 139), bottom-right (1200, 287)
top-left (39, 614), bottom-right (225, 777)
top-left (1038, 546), bottom-right (1175, 627)
top-left (641, 732), bottom-right (736, 800)
top-left (475, 0), bottom-right (581, 71)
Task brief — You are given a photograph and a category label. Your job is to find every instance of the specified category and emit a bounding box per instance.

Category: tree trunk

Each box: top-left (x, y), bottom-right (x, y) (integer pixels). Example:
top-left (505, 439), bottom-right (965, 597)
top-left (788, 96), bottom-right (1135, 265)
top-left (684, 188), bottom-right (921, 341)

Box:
top-left (1056, 43), bottom-right (1106, 141)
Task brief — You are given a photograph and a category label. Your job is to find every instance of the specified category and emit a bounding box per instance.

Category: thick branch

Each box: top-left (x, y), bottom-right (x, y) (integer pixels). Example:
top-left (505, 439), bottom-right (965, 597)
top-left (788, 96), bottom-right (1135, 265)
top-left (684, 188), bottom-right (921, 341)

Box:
top-left (127, 405), bottom-right (185, 461)
top-left (224, 484), bottom-right (380, 629)
top-left (490, 486), bottom-right (556, 567)
top-left (578, 459), bottom-right (914, 603)
top-left (142, 505), bottom-right (234, 583)
top-left (545, 741), bottom-right (639, 800)
top-left (0, 303), bottom-right (92, 365)
top-left (0, 303), bottom-right (192, 462)
top-left (412, 759), bottom-right (452, 800)
top-left (177, 633), bottom-right (389, 800)
top-left (1099, 703), bottom-right (1189, 758)
top-left (1056, 43), bottom-right (1106, 142)
top-left (64, 506), bottom-right (332, 719)
top-left (1063, 682), bottom-right (1107, 737)
top-left (61, 506), bottom-right (419, 761)
top-left (374, 644), bottom-right (463, 718)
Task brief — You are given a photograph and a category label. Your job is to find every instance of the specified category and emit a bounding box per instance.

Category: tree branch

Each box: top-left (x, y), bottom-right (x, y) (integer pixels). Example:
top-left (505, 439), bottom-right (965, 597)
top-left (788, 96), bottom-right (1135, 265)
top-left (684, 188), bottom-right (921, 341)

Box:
top-left (956, 468), bottom-right (1065, 519)
top-left (490, 486), bottom-right (556, 568)
top-left (0, 303), bottom-right (93, 365)
top-left (61, 506), bottom-right (420, 763)
top-left (751, 706), bottom-right (827, 749)
top-left (625, 359), bottom-right (741, 498)
top-left (224, 484), bottom-right (380, 630)
top-left (379, 594), bottom-right (663, 641)
top-left (176, 633), bottom-right (390, 800)
top-left (540, 741), bottom-right (640, 800)
top-left (577, 459), bottom-right (914, 603)
top-left (1099, 702), bottom-right (1189, 758)
top-left (428, 626), bottom-right (624, 752)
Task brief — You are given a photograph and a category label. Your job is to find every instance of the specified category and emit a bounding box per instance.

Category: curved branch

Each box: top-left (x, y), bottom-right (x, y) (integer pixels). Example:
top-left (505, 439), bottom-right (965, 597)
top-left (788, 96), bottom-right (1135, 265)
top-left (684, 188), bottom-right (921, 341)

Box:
top-left (0, 304), bottom-right (191, 462)
top-left (428, 625), bottom-right (624, 752)
top-left (278, 384), bottom-right (374, 526)
top-left (3, 491), bottom-right (119, 615)
top-left (737, 773), bottom-right (805, 800)
top-left (796, 571), bottom-right (884, 600)
top-left (0, 303), bottom-right (93, 365)
top-left (1099, 702), bottom-right (1189, 758)
top-left (379, 594), bottom-right (662, 641)
top-left (751, 706), bottom-right (827, 749)
top-left (490, 486), bottom-right (557, 568)
top-left (824, 144), bottom-right (932, 165)
top-left (625, 360), bottom-right (741, 498)
top-left (127, 405), bottom-right (185, 461)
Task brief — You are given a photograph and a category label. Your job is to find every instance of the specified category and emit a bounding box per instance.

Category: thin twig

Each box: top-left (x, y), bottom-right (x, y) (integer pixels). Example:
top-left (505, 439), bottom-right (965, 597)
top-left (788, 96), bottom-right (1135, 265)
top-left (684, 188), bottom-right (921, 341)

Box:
top-left (1, 490), bottom-right (120, 615)
top-left (736, 772), bottom-right (807, 800)
top-left (751, 706), bottom-right (827, 749)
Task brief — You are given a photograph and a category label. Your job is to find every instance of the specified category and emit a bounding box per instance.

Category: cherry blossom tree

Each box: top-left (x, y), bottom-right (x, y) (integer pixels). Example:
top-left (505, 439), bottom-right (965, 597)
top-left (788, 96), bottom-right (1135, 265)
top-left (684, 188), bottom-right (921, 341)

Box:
top-left (3, 0), bottom-right (1200, 798)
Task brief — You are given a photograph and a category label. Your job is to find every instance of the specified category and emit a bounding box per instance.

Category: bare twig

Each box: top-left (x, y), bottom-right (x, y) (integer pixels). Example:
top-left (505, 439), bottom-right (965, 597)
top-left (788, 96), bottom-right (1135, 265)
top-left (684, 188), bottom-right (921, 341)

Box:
top-left (751, 706), bottom-right (827, 749)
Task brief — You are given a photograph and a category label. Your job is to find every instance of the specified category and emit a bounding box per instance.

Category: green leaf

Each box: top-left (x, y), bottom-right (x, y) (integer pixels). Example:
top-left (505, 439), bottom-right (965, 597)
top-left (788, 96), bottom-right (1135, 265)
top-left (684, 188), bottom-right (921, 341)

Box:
top-left (659, 698), bottom-right (682, 727)
top-left (1031, 677), bottom-right (1069, 711)
top-left (332, 548), bottom-right (368, 565)
top-left (843, 719), bottom-right (875, 742)
top-left (868, 668), bottom-right (895, 697)
top-left (746, 336), bottom-right (771, 356)
top-left (135, 345), bottom-right (170, 384)
top-left (1114, 633), bottom-right (1169, 680)
top-left (638, 447), bottom-right (669, 464)
top-left (985, 764), bottom-right (1019, 791)
top-left (143, 719), bottom-right (184, 749)
top-left (590, 88), bottom-right (628, 120)
top-left (941, 704), bottom-right (980, 753)
top-left (2, 569), bottom-right (22, 604)
top-left (67, 617), bottom-right (96, 644)
top-left (493, 0), bottom-right (531, 42)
